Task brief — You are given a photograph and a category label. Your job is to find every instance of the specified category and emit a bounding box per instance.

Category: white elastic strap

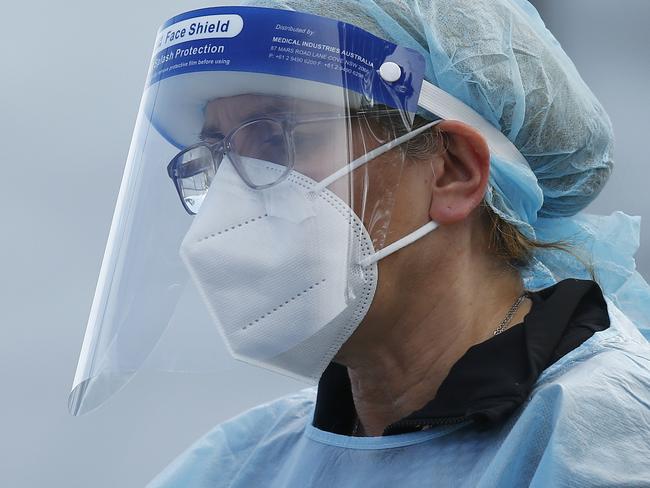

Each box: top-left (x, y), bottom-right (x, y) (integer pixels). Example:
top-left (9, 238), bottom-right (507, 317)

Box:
top-left (359, 220), bottom-right (439, 268)
top-left (311, 119), bottom-right (443, 194)
top-left (418, 80), bottom-right (528, 168)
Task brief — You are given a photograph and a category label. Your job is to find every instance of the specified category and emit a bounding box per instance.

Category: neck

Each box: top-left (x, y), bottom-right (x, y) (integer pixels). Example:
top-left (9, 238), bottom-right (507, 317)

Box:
top-left (335, 238), bottom-right (531, 436)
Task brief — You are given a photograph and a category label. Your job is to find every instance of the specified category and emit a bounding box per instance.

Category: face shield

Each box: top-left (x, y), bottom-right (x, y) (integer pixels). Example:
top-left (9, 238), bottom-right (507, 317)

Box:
top-left (70, 6), bottom-right (526, 416)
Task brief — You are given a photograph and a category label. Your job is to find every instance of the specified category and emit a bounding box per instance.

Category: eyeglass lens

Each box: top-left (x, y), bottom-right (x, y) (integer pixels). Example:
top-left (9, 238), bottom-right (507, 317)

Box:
top-left (174, 118), bottom-right (292, 214)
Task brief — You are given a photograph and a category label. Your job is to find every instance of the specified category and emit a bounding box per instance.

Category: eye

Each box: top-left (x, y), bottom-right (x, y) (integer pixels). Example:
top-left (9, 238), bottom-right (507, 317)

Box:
top-left (262, 134), bottom-right (285, 146)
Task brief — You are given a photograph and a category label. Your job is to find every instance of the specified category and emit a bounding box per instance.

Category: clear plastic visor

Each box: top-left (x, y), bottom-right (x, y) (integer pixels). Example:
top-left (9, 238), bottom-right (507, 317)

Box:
top-left (69, 71), bottom-right (429, 415)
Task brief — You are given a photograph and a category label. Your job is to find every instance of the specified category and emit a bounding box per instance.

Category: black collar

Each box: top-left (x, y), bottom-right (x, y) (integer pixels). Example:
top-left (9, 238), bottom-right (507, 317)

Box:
top-left (313, 279), bottom-right (610, 436)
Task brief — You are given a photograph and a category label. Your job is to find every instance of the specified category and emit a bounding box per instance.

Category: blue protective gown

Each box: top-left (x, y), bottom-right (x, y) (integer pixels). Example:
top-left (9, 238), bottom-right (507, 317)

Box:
top-left (149, 297), bottom-right (650, 487)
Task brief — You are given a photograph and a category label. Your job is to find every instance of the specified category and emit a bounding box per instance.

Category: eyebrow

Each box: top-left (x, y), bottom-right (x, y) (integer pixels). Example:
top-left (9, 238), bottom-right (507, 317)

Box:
top-left (199, 127), bottom-right (225, 141)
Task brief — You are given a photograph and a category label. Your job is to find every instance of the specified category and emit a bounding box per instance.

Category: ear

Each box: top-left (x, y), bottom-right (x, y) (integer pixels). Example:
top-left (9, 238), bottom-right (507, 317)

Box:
top-left (428, 120), bottom-right (490, 224)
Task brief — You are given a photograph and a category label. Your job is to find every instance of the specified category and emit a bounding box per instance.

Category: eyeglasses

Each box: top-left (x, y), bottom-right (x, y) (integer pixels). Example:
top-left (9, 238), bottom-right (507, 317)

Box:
top-left (167, 110), bottom-right (408, 215)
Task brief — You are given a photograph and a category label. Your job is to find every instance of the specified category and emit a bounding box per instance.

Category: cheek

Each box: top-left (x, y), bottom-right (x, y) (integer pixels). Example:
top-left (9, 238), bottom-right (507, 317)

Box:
top-left (379, 164), bottom-right (434, 247)
top-left (292, 123), bottom-right (392, 210)
top-left (292, 124), bottom-right (352, 183)
top-left (293, 147), bottom-right (347, 184)
top-left (290, 120), bottom-right (426, 251)
top-left (349, 152), bottom-right (409, 248)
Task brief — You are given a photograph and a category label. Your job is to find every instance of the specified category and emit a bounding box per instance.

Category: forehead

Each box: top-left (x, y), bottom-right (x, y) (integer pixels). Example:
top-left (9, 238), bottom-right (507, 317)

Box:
top-left (202, 94), bottom-right (346, 129)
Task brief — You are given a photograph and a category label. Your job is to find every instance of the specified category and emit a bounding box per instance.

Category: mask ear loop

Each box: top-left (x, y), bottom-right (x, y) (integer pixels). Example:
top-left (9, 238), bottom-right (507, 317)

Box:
top-left (359, 220), bottom-right (439, 268)
top-left (308, 119), bottom-right (444, 268)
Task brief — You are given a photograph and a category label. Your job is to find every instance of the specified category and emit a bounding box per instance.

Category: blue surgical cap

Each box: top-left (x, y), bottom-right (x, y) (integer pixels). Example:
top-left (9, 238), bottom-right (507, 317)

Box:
top-left (244, 0), bottom-right (650, 338)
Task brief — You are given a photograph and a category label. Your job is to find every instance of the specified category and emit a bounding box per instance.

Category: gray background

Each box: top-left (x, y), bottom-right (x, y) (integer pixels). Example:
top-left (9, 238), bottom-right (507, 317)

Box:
top-left (0, 1), bottom-right (648, 486)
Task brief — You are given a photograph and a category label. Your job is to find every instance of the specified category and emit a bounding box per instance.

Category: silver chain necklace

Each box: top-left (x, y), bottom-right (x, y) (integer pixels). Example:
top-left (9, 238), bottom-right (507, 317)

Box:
top-left (351, 291), bottom-right (530, 436)
top-left (493, 291), bottom-right (529, 336)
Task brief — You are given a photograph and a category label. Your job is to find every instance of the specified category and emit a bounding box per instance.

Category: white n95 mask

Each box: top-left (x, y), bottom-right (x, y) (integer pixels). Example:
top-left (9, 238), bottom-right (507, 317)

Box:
top-left (180, 123), bottom-right (441, 382)
top-left (181, 157), bottom-right (378, 381)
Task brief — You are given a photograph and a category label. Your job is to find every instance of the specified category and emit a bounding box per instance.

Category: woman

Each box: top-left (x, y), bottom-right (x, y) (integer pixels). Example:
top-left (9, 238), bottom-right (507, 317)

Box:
top-left (138, 0), bottom-right (650, 485)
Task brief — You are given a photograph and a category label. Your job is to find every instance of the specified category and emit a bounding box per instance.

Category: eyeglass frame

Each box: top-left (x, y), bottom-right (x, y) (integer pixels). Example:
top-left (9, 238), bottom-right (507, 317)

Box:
top-left (166, 108), bottom-right (412, 215)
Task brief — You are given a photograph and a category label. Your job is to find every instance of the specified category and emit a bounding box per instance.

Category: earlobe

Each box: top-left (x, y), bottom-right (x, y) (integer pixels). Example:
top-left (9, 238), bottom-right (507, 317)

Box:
top-left (428, 120), bottom-right (491, 225)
